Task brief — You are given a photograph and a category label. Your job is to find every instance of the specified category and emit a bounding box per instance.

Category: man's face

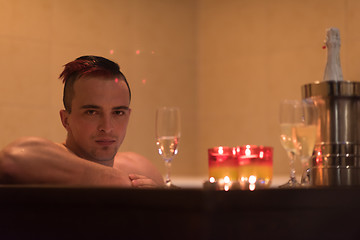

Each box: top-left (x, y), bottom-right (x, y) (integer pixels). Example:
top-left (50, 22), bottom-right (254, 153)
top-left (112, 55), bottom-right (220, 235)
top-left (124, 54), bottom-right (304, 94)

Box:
top-left (60, 75), bottom-right (131, 165)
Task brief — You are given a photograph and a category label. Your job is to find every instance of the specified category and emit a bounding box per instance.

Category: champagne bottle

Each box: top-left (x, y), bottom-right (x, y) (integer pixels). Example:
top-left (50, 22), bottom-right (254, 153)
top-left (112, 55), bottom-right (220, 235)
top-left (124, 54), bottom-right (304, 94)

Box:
top-left (323, 27), bottom-right (343, 82)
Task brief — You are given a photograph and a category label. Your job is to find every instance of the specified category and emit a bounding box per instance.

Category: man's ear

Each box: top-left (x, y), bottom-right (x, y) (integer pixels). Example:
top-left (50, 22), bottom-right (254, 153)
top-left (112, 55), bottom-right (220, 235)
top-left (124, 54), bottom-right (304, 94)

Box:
top-left (59, 110), bottom-right (70, 130)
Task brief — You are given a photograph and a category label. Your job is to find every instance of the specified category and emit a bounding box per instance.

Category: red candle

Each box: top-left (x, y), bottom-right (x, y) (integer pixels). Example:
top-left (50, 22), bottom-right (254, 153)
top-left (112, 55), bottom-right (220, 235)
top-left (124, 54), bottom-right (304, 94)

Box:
top-left (237, 145), bottom-right (273, 188)
top-left (208, 146), bottom-right (238, 181)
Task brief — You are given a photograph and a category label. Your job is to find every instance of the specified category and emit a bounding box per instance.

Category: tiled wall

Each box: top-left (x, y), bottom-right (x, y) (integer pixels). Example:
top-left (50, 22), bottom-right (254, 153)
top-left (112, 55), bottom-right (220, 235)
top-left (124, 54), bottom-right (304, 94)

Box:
top-left (197, 0), bottom-right (360, 176)
top-left (0, 0), bottom-right (198, 176)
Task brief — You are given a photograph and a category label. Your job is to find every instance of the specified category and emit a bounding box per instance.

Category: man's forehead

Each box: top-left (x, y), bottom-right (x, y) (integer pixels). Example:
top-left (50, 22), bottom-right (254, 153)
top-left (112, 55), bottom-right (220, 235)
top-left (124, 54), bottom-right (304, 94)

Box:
top-left (76, 74), bottom-right (124, 84)
top-left (73, 74), bottom-right (131, 101)
top-left (74, 76), bottom-right (128, 92)
top-left (72, 79), bottom-right (130, 105)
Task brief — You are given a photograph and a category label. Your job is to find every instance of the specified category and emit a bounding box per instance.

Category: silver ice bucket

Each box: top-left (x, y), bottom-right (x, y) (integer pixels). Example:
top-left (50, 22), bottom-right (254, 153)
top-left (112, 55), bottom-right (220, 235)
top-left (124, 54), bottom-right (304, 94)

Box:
top-left (302, 80), bottom-right (360, 186)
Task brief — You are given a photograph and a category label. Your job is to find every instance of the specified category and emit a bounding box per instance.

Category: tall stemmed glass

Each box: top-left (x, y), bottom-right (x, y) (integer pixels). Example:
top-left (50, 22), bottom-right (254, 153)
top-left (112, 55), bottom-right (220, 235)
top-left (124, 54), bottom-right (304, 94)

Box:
top-left (294, 100), bottom-right (318, 185)
top-left (155, 107), bottom-right (181, 187)
top-left (279, 100), bottom-right (302, 187)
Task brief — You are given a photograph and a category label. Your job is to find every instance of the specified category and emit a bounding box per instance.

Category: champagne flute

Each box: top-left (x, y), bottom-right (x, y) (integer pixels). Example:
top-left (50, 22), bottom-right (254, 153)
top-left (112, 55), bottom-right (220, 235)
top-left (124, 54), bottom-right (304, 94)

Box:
top-left (155, 107), bottom-right (181, 187)
top-left (294, 100), bottom-right (317, 185)
top-left (279, 100), bottom-right (301, 187)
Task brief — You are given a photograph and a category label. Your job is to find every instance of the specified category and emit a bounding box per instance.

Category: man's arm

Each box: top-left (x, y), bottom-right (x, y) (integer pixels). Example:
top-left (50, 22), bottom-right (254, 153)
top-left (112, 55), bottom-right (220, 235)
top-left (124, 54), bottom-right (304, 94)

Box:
top-left (0, 137), bottom-right (131, 186)
top-left (114, 152), bottom-right (165, 187)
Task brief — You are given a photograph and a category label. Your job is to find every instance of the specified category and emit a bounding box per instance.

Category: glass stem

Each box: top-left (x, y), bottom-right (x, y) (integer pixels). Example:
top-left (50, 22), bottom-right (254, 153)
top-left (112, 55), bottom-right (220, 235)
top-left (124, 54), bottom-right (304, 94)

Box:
top-left (165, 160), bottom-right (172, 187)
top-left (288, 151), bottom-right (297, 183)
top-left (301, 157), bottom-right (311, 184)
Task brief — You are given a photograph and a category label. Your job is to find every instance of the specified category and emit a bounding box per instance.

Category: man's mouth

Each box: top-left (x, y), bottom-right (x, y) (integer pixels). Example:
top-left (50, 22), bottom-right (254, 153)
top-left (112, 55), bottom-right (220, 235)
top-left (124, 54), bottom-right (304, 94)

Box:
top-left (95, 139), bottom-right (116, 146)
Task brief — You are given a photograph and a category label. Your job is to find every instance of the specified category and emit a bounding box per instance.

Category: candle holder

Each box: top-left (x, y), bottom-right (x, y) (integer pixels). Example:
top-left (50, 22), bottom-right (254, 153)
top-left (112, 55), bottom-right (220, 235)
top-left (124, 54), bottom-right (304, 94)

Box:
top-left (237, 145), bottom-right (273, 190)
top-left (208, 146), bottom-right (238, 182)
top-left (206, 145), bottom-right (273, 191)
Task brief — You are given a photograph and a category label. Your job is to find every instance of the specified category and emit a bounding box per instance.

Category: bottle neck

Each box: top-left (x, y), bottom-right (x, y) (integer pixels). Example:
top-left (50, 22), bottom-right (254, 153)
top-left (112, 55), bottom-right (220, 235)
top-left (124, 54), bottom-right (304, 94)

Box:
top-left (323, 28), bottom-right (343, 82)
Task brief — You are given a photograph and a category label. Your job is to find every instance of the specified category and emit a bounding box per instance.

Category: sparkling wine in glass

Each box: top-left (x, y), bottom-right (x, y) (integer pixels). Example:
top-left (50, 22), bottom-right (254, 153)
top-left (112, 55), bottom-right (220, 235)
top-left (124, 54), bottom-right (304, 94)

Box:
top-left (294, 100), bottom-right (317, 185)
top-left (155, 107), bottom-right (181, 187)
top-left (279, 100), bottom-right (301, 187)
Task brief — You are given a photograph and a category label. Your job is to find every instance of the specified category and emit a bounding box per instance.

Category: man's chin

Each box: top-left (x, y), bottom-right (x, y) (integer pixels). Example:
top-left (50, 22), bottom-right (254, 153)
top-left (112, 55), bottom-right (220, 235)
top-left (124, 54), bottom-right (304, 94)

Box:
top-left (90, 150), bottom-right (117, 166)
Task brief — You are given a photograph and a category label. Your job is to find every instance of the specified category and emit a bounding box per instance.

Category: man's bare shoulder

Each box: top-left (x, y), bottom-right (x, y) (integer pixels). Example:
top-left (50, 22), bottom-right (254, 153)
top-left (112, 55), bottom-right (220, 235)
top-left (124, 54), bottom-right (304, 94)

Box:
top-left (5, 136), bottom-right (60, 148)
top-left (115, 152), bottom-right (150, 163)
top-left (0, 137), bottom-right (132, 186)
top-left (3, 137), bottom-right (55, 152)
top-left (114, 152), bottom-right (157, 171)
top-left (1, 136), bottom-right (71, 162)
top-left (0, 137), bottom-right (76, 183)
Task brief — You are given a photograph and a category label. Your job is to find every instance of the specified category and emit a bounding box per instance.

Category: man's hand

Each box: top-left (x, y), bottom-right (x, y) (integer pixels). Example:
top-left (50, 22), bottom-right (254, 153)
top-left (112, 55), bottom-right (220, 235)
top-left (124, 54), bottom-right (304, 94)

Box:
top-left (129, 174), bottom-right (164, 188)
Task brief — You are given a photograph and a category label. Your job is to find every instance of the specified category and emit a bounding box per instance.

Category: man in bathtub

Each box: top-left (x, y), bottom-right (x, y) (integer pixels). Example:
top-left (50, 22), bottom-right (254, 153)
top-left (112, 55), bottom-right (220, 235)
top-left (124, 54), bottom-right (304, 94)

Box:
top-left (0, 56), bottom-right (164, 188)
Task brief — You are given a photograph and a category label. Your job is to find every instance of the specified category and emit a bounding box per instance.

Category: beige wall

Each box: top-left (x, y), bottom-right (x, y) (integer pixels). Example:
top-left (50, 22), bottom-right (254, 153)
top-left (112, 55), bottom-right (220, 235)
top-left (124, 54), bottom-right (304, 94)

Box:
top-left (0, 0), bottom-right (198, 177)
top-left (197, 0), bottom-right (360, 177)
top-left (0, 0), bottom-right (359, 179)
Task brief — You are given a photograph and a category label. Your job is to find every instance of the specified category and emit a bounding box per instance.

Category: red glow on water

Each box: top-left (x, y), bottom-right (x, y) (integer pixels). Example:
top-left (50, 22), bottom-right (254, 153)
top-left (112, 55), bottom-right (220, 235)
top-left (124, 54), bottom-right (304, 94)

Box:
top-left (110, 49), bottom-right (114, 54)
top-left (142, 79), bottom-right (147, 84)
top-left (136, 50), bottom-right (140, 55)
top-left (151, 50), bottom-right (155, 54)
top-left (115, 78), bottom-right (119, 83)
top-left (223, 176), bottom-right (230, 184)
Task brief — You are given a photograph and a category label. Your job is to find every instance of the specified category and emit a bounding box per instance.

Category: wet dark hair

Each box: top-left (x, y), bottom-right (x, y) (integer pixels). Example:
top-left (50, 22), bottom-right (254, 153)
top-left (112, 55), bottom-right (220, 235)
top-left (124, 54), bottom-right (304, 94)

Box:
top-left (59, 55), bottom-right (131, 113)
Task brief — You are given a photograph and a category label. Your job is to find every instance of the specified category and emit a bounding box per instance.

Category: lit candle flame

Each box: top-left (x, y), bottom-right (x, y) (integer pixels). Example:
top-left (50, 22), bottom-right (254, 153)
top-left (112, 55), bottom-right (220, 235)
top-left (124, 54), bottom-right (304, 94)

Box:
top-left (245, 145), bottom-right (251, 156)
top-left (218, 146), bottom-right (224, 155)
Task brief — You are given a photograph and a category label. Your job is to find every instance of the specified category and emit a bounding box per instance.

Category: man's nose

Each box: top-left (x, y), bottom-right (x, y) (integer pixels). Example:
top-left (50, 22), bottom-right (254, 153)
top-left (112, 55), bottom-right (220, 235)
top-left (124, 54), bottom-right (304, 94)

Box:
top-left (98, 115), bottom-right (113, 133)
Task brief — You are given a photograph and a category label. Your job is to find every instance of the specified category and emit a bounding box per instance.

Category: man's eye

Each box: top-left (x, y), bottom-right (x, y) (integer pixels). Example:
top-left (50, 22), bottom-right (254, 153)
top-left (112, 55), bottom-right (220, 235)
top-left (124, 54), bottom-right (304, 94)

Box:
top-left (114, 110), bottom-right (125, 116)
top-left (85, 110), bottom-right (97, 115)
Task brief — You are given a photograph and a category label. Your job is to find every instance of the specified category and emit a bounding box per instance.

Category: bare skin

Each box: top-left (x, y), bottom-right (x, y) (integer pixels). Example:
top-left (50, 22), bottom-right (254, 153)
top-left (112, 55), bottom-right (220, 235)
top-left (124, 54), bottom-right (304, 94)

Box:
top-left (114, 152), bottom-right (164, 187)
top-left (0, 76), bottom-right (164, 187)
top-left (0, 137), bottom-right (163, 187)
